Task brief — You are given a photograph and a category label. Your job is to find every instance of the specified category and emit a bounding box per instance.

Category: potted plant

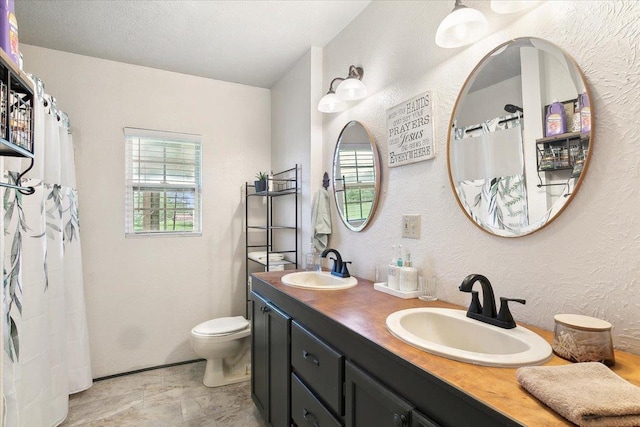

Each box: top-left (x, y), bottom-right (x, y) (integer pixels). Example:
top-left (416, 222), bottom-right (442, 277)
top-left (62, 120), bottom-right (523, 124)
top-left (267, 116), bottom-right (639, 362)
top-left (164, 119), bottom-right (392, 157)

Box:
top-left (254, 171), bottom-right (268, 193)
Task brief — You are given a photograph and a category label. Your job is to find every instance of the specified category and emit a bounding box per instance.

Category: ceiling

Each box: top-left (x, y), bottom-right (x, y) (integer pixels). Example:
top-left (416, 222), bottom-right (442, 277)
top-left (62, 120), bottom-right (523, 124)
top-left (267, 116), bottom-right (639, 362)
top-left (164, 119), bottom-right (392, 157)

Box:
top-left (15, 0), bottom-right (371, 88)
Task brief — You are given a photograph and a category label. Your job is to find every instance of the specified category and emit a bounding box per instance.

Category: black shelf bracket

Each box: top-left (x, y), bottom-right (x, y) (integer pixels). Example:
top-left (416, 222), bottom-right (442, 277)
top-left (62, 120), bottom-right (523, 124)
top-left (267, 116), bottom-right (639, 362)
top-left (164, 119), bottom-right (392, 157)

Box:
top-left (1, 157), bottom-right (35, 195)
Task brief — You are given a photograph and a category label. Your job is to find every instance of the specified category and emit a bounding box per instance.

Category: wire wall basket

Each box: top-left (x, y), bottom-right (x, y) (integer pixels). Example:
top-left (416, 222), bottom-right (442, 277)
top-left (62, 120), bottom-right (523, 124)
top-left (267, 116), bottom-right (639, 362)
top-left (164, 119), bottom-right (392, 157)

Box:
top-left (0, 68), bottom-right (34, 158)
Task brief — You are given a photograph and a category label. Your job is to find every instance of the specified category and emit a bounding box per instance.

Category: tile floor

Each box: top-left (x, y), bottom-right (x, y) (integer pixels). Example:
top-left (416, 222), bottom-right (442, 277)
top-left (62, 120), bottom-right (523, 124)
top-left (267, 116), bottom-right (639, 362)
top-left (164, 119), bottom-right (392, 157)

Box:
top-left (60, 361), bottom-right (266, 427)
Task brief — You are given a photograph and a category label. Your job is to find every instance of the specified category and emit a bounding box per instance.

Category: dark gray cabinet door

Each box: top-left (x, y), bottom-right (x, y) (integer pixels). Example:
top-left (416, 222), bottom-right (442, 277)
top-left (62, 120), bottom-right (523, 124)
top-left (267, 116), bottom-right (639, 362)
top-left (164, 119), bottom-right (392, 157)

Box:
top-left (412, 410), bottom-right (440, 427)
top-left (251, 292), bottom-right (291, 427)
top-left (251, 296), bottom-right (269, 416)
top-left (268, 300), bottom-right (290, 427)
top-left (344, 361), bottom-right (413, 427)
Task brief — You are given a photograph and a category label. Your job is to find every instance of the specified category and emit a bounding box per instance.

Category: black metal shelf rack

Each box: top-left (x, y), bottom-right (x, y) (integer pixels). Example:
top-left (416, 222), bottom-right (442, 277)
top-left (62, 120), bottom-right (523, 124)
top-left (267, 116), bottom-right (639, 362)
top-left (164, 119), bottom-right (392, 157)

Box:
top-left (536, 131), bottom-right (589, 174)
top-left (0, 49), bottom-right (35, 194)
top-left (245, 165), bottom-right (299, 314)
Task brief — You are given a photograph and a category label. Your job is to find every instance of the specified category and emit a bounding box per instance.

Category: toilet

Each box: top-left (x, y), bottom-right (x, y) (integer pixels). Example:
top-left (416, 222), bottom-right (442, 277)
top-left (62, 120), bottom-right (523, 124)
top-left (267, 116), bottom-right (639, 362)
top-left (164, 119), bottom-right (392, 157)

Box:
top-left (190, 316), bottom-right (252, 387)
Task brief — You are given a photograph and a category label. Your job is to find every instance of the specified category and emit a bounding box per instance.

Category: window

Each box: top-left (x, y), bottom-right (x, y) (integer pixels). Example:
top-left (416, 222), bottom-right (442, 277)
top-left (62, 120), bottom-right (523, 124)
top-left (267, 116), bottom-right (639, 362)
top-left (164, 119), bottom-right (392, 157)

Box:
top-left (338, 148), bottom-right (375, 223)
top-left (125, 128), bottom-right (202, 237)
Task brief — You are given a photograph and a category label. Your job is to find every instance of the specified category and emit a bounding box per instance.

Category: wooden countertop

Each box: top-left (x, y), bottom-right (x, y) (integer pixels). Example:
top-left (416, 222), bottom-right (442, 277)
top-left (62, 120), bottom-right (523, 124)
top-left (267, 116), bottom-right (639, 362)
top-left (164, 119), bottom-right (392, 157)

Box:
top-left (254, 271), bottom-right (640, 426)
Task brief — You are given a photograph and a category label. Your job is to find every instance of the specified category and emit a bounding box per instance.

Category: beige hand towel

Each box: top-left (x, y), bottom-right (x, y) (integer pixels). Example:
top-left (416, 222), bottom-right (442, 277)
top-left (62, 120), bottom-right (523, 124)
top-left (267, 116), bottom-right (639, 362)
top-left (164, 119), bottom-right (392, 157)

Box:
top-left (516, 362), bottom-right (640, 427)
top-left (311, 189), bottom-right (331, 252)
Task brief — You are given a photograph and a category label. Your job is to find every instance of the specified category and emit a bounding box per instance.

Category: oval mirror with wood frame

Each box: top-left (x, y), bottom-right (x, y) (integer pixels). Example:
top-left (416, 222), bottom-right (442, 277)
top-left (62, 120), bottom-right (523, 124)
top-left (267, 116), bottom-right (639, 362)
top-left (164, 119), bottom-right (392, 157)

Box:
top-left (332, 121), bottom-right (381, 232)
top-left (447, 37), bottom-right (593, 237)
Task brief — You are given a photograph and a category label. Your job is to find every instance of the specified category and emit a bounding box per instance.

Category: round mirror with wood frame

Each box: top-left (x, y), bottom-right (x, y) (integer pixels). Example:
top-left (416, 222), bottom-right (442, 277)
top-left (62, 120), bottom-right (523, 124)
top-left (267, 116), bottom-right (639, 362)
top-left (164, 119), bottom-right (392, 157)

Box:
top-left (332, 121), bottom-right (381, 232)
top-left (447, 37), bottom-right (593, 237)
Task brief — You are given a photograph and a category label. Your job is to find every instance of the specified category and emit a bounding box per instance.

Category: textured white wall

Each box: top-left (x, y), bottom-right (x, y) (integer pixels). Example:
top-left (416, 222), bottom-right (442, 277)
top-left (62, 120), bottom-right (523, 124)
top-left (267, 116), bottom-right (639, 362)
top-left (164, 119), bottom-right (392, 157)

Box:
top-left (321, 1), bottom-right (640, 353)
top-left (271, 47), bottom-right (324, 262)
top-left (20, 45), bottom-right (271, 377)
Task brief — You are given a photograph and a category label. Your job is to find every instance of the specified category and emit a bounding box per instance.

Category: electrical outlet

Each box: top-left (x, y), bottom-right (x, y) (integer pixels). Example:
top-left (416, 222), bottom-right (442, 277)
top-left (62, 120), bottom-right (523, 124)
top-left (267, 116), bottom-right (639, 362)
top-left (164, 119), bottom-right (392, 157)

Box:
top-left (402, 214), bottom-right (421, 239)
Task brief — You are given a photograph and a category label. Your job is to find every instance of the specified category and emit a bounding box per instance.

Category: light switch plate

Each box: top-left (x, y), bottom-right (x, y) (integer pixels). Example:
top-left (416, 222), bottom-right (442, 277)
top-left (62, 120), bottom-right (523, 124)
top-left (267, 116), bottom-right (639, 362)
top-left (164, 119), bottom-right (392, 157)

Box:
top-left (402, 214), bottom-right (421, 239)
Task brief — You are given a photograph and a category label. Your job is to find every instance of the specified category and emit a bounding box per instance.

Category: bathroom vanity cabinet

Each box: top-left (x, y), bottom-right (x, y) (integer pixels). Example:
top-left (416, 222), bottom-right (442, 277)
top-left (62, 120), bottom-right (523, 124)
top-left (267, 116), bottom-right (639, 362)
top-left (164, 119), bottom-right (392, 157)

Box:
top-left (251, 292), bottom-right (291, 427)
top-left (252, 287), bottom-right (429, 427)
top-left (250, 274), bottom-right (525, 427)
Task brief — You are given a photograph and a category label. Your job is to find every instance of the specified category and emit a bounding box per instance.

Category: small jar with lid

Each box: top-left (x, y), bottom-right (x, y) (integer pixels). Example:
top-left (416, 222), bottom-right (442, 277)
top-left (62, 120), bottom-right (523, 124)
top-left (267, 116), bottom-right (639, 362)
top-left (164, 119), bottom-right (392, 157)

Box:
top-left (552, 314), bottom-right (615, 366)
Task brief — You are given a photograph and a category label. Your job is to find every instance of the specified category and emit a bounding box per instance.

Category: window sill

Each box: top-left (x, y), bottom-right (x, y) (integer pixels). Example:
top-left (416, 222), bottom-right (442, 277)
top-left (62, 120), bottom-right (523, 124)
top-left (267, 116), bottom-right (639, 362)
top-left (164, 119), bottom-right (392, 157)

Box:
top-left (125, 231), bottom-right (202, 239)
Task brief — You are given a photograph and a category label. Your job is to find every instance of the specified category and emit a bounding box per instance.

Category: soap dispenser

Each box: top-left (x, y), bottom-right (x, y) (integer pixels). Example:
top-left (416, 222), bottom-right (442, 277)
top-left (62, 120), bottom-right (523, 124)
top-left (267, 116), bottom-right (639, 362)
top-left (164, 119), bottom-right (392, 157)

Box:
top-left (399, 252), bottom-right (418, 291)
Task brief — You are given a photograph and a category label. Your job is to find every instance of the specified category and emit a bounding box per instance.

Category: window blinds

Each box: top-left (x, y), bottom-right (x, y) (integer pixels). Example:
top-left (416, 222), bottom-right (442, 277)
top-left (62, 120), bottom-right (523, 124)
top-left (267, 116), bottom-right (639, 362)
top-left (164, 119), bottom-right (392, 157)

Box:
top-left (124, 128), bottom-right (202, 236)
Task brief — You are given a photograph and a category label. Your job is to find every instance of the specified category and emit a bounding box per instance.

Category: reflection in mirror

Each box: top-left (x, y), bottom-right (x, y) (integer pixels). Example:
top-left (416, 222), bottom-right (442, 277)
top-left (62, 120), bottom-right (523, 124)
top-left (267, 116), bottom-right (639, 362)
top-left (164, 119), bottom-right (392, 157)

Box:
top-left (333, 121), bottom-right (381, 232)
top-left (448, 38), bottom-right (593, 237)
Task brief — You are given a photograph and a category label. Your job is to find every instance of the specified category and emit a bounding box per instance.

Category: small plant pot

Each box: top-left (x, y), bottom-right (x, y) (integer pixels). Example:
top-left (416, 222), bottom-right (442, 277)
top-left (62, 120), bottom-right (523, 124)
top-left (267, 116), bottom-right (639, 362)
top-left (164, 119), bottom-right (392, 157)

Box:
top-left (254, 180), bottom-right (267, 193)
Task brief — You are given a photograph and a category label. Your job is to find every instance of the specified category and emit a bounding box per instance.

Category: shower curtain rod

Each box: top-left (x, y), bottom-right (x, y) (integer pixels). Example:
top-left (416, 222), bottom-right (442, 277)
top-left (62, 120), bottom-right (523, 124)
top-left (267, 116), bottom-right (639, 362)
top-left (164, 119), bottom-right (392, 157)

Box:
top-left (33, 74), bottom-right (70, 126)
top-left (464, 114), bottom-right (523, 133)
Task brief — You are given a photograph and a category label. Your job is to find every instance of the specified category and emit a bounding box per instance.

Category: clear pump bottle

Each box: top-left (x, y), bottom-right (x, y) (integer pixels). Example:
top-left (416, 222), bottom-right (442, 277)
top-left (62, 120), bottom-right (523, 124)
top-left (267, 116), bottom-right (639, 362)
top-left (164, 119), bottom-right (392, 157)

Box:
top-left (388, 245), bottom-right (399, 289)
top-left (305, 241), bottom-right (320, 271)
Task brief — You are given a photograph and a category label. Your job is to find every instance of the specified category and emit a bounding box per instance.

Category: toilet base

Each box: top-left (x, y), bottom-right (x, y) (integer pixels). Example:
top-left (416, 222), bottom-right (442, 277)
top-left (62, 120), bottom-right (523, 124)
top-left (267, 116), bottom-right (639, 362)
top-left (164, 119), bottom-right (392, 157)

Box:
top-left (202, 358), bottom-right (251, 388)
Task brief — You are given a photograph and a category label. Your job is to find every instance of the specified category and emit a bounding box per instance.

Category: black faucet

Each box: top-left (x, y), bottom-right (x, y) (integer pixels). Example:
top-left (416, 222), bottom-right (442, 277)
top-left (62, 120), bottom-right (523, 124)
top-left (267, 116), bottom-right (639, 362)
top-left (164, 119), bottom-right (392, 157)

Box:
top-left (320, 248), bottom-right (351, 278)
top-left (458, 274), bottom-right (525, 329)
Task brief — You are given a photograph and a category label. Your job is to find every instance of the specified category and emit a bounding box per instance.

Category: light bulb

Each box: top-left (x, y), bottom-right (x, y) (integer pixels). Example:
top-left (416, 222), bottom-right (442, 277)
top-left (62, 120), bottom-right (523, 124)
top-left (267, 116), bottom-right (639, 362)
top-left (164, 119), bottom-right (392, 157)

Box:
top-left (318, 92), bottom-right (347, 113)
top-left (435, 3), bottom-right (488, 48)
top-left (336, 78), bottom-right (367, 101)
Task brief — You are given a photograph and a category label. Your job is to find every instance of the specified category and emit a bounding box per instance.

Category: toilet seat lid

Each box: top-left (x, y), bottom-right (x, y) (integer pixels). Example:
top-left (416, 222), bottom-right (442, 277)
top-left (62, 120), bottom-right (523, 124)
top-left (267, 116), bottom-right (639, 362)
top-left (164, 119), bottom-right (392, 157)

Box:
top-left (193, 316), bottom-right (249, 336)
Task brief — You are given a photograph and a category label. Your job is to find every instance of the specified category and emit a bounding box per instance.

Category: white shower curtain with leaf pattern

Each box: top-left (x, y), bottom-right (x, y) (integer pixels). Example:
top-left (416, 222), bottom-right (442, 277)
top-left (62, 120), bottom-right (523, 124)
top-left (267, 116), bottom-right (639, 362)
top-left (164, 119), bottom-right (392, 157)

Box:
top-left (2, 79), bottom-right (92, 427)
top-left (453, 114), bottom-right (530, 234)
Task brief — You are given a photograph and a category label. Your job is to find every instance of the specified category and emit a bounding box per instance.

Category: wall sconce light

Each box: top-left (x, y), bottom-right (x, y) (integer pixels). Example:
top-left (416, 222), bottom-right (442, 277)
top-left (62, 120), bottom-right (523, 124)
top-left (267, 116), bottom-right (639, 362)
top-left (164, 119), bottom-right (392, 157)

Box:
top-left (490, 0), bottom-right (542, 14)
top-left (435, 0), bottom-right (489, 48)
top-left (318, 65), bottom-right (366, 113)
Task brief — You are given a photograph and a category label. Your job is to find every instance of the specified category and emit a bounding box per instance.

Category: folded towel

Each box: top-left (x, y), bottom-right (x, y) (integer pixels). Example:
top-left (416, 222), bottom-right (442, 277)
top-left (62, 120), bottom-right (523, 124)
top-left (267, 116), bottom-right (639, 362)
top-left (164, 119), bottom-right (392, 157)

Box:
top-left (516, 362), bottom-right (640, 427)
top-left (247, 251), bottom-right (285, 262)
top-left (311, 189), bottom-right (332, 252)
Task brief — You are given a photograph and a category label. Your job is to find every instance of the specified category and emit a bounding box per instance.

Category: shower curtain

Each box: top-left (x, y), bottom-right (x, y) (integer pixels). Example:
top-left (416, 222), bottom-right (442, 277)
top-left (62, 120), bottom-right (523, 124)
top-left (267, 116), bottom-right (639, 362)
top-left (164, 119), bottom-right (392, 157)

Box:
top-left (2, 78), bottom-right (92, 426)
top-left (453, 114), bottom-right (529, 232)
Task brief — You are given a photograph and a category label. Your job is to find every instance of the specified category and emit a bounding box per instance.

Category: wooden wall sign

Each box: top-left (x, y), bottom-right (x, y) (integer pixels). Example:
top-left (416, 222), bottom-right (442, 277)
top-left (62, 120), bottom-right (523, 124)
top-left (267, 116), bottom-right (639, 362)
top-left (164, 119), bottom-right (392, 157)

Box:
top-left (386, 91), bottom-right (435, 167)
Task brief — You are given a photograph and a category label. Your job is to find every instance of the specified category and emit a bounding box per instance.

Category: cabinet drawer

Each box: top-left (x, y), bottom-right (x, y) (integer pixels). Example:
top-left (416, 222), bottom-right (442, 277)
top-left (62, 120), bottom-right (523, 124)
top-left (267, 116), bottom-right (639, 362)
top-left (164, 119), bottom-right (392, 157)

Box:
top-left (292, 373), bottom-right (342, 427)
top-left (291, 321), bottom-right (344, 415)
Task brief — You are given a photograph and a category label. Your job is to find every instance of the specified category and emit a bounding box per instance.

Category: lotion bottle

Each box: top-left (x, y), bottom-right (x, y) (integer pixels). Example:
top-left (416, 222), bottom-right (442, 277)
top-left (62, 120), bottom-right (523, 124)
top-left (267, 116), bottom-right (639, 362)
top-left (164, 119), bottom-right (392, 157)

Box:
top-left (545, 100), bottom-right (567, 137)
top-left (399, 253), bottom-right (418, 292)
top-left (579, 92), bottom-right (591, 133)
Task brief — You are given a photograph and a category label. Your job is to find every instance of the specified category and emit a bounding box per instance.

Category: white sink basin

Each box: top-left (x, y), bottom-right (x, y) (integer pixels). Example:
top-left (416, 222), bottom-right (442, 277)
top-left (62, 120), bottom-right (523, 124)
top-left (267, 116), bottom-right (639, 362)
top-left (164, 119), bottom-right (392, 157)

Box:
top-left (281, 271), bottom-right (358, 290)
top-left (386, 307), bottom-right (552, 367)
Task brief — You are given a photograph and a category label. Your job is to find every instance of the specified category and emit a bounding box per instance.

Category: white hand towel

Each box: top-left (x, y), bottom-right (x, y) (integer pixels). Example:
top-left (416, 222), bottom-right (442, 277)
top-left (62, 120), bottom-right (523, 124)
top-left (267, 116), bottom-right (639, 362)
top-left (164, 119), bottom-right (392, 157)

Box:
top-left (247, 251), bottom-right (285, 262)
